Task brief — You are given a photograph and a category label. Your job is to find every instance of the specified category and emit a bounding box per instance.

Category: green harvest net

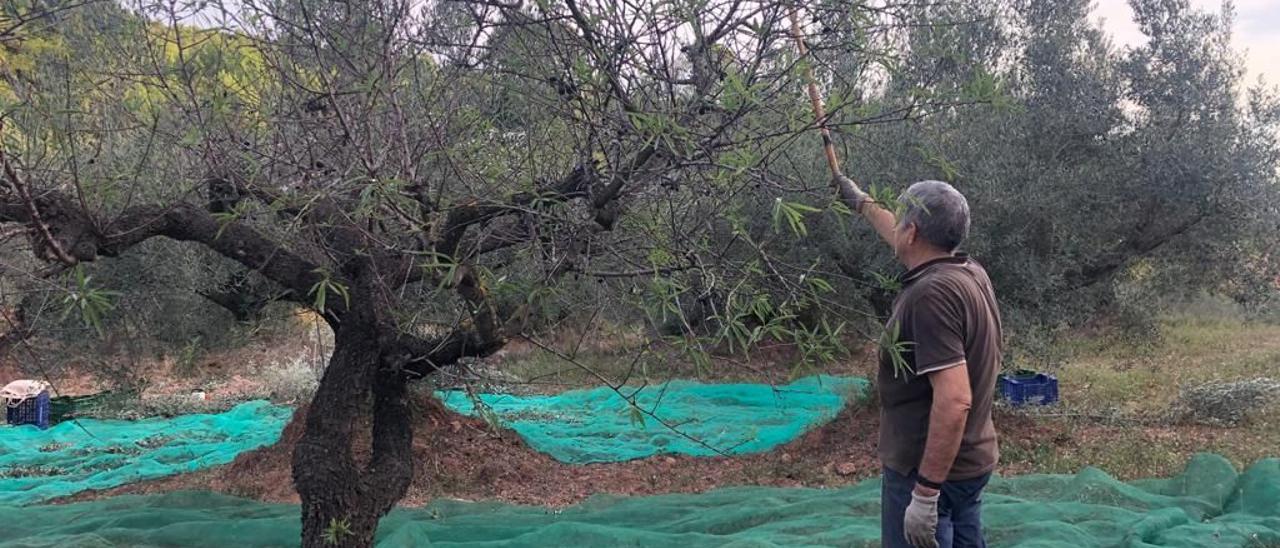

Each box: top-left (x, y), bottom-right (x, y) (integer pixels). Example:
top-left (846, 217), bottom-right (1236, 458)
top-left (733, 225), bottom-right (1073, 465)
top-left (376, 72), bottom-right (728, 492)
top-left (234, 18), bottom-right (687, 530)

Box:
top-left (436, 375), bottom-right (868, 464)
top-left (0, 401), bottom-right (292, 505)
top-left (0, 454), bottom-right (1276, 547)
top-left (0, 376), bottom-right (857, 506)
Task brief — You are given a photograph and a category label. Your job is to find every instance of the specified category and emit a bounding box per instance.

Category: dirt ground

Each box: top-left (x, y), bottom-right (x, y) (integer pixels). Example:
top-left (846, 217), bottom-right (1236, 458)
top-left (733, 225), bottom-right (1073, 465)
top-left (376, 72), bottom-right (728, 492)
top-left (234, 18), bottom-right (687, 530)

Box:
top-left (47, 378), bottom-right (1279, 511)
top-left (35, 317), bottom-right (1280, 509)
top-left (57, 390), bottom-right (1100, 508)
top-left (59, 388), bottom-right (882, 506)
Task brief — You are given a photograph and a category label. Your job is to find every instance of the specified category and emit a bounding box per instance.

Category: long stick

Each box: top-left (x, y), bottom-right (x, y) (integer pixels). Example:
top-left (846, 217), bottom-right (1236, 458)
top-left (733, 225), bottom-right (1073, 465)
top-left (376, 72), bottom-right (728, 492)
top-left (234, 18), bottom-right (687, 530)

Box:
top-left (787, 7), bottom-right (841, 178)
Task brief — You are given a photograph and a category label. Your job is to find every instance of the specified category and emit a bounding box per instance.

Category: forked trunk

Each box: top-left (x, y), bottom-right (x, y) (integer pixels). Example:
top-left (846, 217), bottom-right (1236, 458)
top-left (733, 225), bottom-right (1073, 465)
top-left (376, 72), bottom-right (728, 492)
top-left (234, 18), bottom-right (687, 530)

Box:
top-left (292, 309), bottom-right (414, 548)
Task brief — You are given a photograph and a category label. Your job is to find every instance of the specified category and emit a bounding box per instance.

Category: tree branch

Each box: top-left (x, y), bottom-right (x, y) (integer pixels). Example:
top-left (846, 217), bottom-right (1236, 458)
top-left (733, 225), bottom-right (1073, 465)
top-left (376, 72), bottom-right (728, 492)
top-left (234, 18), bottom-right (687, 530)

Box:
top-left (1064, 211), bottom-right (1208, 291)
top-left (1, 190), bottom-right (337, 311)
top-left (432, 162), bottom-right (595, 257)
top-left (0, 143), bottom-right (76, 265)
top-left (196, 271), bottom-right (286, 322)
top-left (394, 268), bottom-right (506, 379)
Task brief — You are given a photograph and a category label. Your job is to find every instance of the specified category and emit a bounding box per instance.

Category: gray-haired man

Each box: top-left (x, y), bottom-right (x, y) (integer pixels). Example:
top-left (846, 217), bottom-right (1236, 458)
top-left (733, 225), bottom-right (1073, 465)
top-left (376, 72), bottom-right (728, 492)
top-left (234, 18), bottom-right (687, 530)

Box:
top-left (837, 175), bottom-right (1002, 548)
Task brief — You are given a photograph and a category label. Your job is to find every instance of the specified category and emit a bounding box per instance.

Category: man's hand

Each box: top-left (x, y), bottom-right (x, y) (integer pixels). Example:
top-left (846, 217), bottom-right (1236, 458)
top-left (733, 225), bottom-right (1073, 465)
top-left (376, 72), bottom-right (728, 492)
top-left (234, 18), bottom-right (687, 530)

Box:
top-left (831, 173), bottom-right (897, 247)
top-left (832, 173), bottom-right (869, 213)
top-left (904, 488), bottom-right (940, 548)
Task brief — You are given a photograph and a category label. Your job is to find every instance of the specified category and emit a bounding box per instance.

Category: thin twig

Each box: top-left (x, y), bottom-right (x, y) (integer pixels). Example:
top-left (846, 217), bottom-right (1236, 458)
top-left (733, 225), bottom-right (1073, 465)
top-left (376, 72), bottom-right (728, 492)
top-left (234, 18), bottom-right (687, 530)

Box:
top-left (520, 334), bottom-right (734, 458)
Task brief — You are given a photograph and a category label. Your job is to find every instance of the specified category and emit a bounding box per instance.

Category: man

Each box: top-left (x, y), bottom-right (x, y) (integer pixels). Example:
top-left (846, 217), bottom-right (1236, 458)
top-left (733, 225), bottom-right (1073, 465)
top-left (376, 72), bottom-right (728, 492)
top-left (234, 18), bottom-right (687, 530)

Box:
top-left (837, 175), bottom-right (1002, 548)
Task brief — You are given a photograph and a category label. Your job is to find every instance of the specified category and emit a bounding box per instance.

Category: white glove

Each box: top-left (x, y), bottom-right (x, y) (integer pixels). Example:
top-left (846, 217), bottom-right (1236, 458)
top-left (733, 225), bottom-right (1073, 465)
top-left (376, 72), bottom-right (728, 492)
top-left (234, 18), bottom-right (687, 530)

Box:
top-left (904, 490), bottom-right (940, 548)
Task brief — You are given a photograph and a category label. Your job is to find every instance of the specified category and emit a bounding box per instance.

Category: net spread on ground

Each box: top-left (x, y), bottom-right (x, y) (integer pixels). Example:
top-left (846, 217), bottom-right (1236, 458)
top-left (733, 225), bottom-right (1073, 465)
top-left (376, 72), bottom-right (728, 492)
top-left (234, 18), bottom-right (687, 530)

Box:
top-left (0, 401), bottom-right (292, 505)
top-left (0, 454), bottom-right (1276, 547)
top-left (435, 375), bottom-right (869, 464)
top-left (0, 376), bottom-right (862, 505)
top-left (2, 380), bottom-right (1277, 546)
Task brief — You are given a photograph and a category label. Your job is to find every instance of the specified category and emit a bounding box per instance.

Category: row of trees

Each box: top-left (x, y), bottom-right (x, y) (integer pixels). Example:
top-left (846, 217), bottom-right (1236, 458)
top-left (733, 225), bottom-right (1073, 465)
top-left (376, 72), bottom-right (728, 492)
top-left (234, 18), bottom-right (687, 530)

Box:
top-left (2, 0), bottom-right (1276, 545)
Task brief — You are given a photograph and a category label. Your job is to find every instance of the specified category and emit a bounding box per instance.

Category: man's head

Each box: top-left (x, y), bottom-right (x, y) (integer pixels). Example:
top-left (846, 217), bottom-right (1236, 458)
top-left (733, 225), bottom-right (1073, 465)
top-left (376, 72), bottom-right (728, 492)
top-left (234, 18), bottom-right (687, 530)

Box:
top-left (892, 180), bottom-right (970, 267)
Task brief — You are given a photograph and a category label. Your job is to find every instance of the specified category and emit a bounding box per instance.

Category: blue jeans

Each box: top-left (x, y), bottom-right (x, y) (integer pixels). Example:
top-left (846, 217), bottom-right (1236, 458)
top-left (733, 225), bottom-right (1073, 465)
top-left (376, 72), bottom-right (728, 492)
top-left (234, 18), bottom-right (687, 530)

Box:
top-left (881, 467), bottom-right (990, 548)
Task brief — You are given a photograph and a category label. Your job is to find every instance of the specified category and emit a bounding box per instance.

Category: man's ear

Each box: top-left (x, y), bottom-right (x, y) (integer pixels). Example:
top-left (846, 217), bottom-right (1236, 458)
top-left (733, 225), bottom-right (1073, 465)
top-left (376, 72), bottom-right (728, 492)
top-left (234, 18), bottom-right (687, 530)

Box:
top-left (903, 222), bottom-right (918, 246)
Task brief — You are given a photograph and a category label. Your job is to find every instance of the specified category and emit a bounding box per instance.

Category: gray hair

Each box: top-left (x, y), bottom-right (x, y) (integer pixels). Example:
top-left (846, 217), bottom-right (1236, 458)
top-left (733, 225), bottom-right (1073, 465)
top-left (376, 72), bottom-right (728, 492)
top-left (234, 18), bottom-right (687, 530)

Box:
top-left (898, 180), bottom-right (970, 252)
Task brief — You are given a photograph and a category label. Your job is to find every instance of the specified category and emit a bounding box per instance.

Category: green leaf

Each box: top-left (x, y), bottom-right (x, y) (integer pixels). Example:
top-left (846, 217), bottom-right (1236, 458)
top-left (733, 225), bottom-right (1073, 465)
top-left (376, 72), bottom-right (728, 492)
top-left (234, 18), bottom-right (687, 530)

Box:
top-left (322, 518), bottom-right (353, 545)
top-left (805, 276), bottom-right (835, 294)
top-left (179, 125), bottom-right (203, 147)
top-left (308, 269), bottom-right (350, 312)
top-left (330, 282), bottom-right (350, 308)
top-left (628, 405), bottom-right (646, 429)
top-left (210, 208), bottom-right (241, 240)
top-left (772, 199), bottom-right (820, 237)
top-left (720, 71), bottom-right (753, 111)
top-left (420, 252), bottom-right (459, 290)
top-left (829, 200), bottom-right (853, 217)
top-left (59, 266), bottom-right (120, 338)
top-left (311, 283), bottom-right (326, 311)
top-left (871, 270), bottom-right (902, 292)
top-left (880, 322), bottom-right (916, 379)
top-left (916, 146), bottom-right (961, 181)
top-left (771, 198), bottom-right (784, 234)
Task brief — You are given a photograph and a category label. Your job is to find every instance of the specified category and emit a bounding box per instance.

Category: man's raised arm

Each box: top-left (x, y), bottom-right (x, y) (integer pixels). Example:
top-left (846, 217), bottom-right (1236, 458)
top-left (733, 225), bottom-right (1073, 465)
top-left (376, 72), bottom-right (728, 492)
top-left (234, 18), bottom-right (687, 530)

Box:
top-left (834, 174), bottom-right (898, 248)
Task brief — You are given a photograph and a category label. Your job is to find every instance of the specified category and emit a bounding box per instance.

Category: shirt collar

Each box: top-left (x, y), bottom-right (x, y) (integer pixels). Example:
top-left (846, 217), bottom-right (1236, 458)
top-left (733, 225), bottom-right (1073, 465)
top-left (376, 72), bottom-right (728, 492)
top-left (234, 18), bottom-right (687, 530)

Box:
top-left (901, 252), bottom-right (969, 285)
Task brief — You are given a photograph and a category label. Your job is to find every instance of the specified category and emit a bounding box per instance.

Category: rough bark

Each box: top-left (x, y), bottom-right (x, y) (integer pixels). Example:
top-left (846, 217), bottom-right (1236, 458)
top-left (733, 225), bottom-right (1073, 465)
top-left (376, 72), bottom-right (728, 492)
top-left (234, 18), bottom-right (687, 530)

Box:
top-left (432, 163), bottom-right (596, 258)
top-left (3, 179), bottom-right (511, 548)
top-left (293, 279), bottom-right (501, 547)
top-left (292, 303), bottom-right (411, 548)
top-left (1, 195), bottom-right (334, 300)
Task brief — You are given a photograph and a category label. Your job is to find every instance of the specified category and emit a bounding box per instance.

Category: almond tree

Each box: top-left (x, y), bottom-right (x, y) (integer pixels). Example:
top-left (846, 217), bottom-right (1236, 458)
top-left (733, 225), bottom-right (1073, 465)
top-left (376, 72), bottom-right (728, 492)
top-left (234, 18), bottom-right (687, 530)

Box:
top-left (0, 0), bottom-right (997, 544)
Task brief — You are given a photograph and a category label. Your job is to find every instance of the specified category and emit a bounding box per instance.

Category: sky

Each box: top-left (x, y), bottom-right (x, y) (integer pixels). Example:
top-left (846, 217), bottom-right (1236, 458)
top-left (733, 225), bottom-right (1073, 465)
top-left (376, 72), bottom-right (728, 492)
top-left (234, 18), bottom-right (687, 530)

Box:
top-left (1092, 0), bottom-right (1280, 86)
top-left (175, 0), bottom-right (1279, 87)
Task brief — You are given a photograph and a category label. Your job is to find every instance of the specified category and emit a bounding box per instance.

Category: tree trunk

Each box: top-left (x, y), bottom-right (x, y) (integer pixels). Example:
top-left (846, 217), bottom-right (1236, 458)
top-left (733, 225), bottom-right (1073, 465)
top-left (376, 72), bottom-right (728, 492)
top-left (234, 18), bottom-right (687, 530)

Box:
top-left (292, 305), bottom-right (414, 548)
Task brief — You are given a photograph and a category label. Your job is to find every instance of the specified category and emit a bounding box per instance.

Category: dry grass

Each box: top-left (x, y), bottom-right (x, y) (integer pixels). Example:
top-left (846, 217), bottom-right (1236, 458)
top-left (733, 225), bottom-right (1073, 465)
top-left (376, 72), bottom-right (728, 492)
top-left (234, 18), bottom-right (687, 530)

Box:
top-left (1051, 317), bottom-right (1280, 418)
top-left (997, 407), bottom-right (1280, 480)
top-left (998, 312), bottom-right (1280, 479)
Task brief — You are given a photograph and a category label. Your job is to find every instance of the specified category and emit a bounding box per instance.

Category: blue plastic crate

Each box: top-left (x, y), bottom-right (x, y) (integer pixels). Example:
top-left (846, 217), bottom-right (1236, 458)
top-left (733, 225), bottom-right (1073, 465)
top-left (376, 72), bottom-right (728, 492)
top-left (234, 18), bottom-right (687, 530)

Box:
top-left (6, 390), bottom-right (51, 429)
top-left (998, 371), bottom-right (1058, 406)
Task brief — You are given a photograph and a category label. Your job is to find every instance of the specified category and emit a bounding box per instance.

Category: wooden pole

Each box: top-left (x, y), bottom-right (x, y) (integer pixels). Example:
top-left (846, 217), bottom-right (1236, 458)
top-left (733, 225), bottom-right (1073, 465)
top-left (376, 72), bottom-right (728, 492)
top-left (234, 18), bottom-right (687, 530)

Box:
top-left (787, 7), bottom-right (841, 178)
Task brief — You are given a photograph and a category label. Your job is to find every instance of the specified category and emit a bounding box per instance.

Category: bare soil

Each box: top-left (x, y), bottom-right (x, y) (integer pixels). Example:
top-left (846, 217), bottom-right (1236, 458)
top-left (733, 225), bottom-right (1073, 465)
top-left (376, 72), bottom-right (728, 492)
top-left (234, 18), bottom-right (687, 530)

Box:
top-left (41, 319), bottom-right (1280, 508)
top-left (57, 390), bottom-right (1097, 508)
top-left (59, 389), bottom-right (883, 506)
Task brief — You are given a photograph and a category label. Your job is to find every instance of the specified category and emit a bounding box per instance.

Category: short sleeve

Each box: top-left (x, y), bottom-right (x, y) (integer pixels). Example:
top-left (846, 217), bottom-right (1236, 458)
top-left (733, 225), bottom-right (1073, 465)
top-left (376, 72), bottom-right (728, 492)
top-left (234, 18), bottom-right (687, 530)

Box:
top-left (905, 289), bottom-right (966, 375)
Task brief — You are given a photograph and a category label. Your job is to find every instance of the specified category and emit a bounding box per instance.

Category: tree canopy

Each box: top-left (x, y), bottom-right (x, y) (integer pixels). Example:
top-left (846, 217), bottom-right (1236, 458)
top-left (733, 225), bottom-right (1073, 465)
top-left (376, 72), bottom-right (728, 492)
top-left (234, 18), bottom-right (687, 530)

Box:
top-left (1, 0), bottom-right (1277, 545)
